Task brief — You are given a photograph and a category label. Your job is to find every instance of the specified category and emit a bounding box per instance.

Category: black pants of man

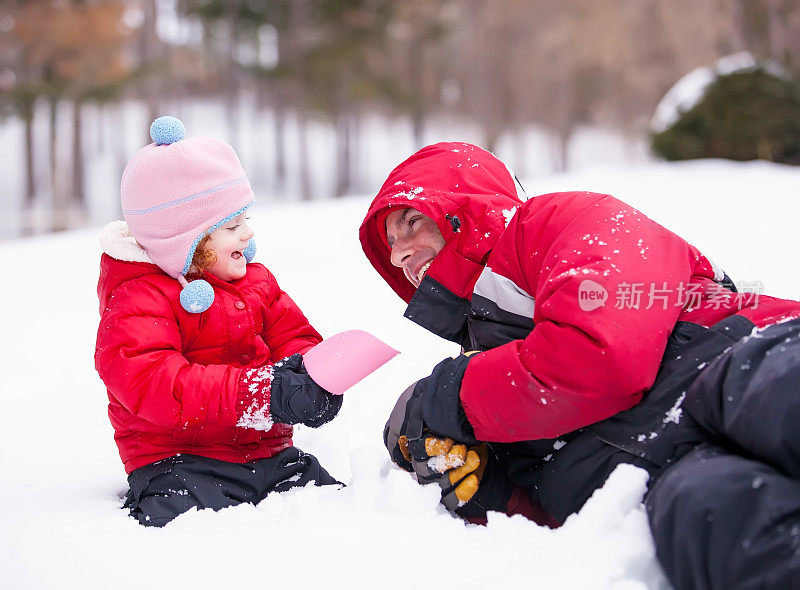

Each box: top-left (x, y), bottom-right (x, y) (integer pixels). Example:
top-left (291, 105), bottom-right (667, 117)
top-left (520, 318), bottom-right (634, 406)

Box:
top-left (644, 318), bottom-right (800, 590)
top-left (499, 317), bottom-right (800, 589)
top-left (124, 446), bottom-right (340, 527)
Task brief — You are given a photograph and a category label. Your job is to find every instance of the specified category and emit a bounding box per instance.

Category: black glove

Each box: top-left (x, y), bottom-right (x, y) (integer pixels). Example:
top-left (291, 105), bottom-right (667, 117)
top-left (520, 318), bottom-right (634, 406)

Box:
top-left (384, 383), bottom-right (417, 471)
top-left (270, 353), bottom-right (343, 427)
top-left (384, 355), bottom-right (495, 513)
top-left (383, 354), bottom-right (479, 471)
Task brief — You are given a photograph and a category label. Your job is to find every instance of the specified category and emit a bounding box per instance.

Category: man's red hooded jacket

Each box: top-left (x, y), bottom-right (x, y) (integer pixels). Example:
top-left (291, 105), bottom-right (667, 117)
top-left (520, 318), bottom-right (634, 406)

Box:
top-left (360, 142), bottom-right (800, 444)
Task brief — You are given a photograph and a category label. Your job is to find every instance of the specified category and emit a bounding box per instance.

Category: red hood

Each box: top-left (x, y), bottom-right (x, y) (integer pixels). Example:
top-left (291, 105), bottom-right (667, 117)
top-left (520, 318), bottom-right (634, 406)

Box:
top-left (359, 142), bottom-right (524, 303)
top-left (97, 254), bottom-right (164, 315)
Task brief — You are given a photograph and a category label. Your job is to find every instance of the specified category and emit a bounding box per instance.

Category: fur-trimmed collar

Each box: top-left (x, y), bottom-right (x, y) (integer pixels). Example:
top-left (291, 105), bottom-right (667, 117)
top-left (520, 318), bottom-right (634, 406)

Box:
top-left (99, 220), bottom-right (154, 264)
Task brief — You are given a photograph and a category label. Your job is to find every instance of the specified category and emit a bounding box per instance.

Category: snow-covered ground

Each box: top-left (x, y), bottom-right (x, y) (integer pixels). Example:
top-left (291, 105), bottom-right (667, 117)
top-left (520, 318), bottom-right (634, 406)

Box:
top-left (2, 158), bottom-right (799, 589)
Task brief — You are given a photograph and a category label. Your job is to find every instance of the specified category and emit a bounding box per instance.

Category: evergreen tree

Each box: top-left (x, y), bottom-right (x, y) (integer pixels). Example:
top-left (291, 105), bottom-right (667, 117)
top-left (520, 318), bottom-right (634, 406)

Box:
top-left (652, 69), bottom-right (800, 164)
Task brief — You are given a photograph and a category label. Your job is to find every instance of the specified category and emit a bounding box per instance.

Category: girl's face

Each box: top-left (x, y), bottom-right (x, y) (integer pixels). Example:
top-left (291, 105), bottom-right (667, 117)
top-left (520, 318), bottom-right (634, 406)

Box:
top-left (206, 213), bottom-right (254, 281)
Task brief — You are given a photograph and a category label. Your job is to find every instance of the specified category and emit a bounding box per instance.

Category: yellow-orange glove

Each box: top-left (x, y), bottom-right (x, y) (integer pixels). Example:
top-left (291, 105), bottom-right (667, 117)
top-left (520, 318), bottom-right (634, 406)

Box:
top-left (406, 434), bottom-right (488, 510)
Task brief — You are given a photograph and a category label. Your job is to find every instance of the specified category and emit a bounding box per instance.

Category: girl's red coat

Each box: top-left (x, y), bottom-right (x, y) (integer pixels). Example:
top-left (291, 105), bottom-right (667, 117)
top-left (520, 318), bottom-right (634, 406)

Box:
top-left (96, 255), bottom-right (321, 473)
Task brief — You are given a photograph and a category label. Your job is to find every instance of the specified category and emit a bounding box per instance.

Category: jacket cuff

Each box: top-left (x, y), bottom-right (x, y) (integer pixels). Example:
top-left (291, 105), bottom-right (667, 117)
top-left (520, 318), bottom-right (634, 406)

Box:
top-left (420, 355), bottom-right (478, 444)
top-left (236, 364), bottom-right (274, 431)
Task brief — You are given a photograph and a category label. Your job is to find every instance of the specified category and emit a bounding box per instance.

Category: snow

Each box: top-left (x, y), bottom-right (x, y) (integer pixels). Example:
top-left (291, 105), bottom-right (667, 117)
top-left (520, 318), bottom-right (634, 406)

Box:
top-left (663, 392), bottom-right (686, 425)
top-left (427, 452), bottom-right (465, 473)
top-left (2, 158), bottom-right (800, 589)
top-left (502, 207), bottom-right (518, 227)
top-left (236, 364), bottom-right (275, 431)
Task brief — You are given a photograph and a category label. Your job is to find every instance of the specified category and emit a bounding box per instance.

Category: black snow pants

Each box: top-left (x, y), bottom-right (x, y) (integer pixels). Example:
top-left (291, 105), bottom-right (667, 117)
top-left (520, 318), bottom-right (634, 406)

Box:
top-left (645, 317), bottom-right (800, 590)
top-left (124, 446), bottom-right (340, 527)
top-left (490, 316), bottom-right (800, 590)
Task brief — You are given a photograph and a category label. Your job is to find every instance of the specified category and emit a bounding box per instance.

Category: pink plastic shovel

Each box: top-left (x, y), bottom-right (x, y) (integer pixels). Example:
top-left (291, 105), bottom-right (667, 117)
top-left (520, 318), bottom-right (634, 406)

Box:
top-left (303, 330), bottom-right (400, 395)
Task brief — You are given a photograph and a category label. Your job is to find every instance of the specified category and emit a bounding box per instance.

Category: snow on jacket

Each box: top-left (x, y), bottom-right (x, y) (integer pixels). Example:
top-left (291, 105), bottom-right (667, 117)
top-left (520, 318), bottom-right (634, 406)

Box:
top-left (359, 142), bottom-right (800, 444)
top-left (95, 221), bottom-right (321, 473)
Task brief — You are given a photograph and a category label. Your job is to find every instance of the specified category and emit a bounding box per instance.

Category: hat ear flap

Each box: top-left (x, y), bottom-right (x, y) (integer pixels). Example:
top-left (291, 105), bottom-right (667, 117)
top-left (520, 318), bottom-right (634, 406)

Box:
top-left (179, 278), bottom-right (214, 313)
top-left (243, 238), bottom-right (257, 263)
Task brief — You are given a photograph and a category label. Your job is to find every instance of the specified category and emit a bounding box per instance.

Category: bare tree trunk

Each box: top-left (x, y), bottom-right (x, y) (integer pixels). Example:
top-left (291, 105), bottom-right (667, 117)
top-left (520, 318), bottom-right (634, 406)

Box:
top-left (22, 100), bottom-right (35, 237)
top-left (409, 41), bottom-right (425, 148)
top-left (114, 102), bottom-right (127, 218)
top-left (351, 113), bottom-right (363, 193)
top-left (272, 90), bottom-right (288, 193)
top-left (141, 0), bottom-right (160, 139)
top-left (334, 111), bottom-right (352, 198)
top-left (289, 0), bottom-right (312, 200)
top-left (50, 97), bottom-right (69, 232)
top-left (551, 127), bottom-right (572, 173)
top-left (513, 129), bottom-right (527, 178)
top-left (72, 99), bottom-right (85, 214)
top-left (484, 126), bottom-right (500, 153)
top-left (767, 0), bottom-right (787, 60)
top-left (729, 0), bottom-right (749, 53)
top-left (264, 2), bottom-right (287, 194)
top-left (411, 112), bottom-right (424, 150)
top-left (224, 86), bottom-right (240, 153)
top-left (96, 104), bottom-right (106, 153)
top-left (296, 109), bottom-right (312, 200)
top-left (224, 5), bottom-right (240, 150)
top-left (49, 96), bottom-right (57, 202)
top-left (200, 16), bottom-right (213, 79)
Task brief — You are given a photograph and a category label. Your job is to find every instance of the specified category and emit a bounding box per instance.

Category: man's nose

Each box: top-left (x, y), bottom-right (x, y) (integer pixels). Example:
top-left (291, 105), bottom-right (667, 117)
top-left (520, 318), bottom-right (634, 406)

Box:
top-left (389, 239), bottom-right (412, 268)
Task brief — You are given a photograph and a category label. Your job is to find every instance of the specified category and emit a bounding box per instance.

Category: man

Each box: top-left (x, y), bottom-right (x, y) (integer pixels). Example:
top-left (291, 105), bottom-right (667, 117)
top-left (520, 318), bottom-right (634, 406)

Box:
top-left (359, 142), bottom-right (800, 590)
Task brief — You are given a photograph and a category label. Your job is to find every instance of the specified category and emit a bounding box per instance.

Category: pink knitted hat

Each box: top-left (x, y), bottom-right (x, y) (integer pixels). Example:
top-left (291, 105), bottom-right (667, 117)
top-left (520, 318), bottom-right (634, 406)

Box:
top-left (121, 116), bottom-right (256, 312)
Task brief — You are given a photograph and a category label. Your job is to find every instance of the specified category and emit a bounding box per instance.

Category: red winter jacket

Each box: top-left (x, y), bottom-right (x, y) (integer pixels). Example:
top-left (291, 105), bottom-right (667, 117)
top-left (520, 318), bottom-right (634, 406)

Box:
top-left (95, 225), bottom-right (321, 473)
top-left (360, 142), bottom-right (800, 444)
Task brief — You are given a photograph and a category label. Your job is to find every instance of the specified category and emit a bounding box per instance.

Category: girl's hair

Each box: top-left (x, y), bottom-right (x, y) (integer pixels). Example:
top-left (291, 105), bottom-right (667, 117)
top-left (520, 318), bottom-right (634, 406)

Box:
top-left (187, 234), bottom-right (217, 278)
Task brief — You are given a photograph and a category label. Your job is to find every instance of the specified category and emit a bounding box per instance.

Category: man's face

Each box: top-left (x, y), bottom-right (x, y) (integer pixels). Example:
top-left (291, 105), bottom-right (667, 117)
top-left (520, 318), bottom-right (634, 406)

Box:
top-left (385, 208), bottom-right (446, 287)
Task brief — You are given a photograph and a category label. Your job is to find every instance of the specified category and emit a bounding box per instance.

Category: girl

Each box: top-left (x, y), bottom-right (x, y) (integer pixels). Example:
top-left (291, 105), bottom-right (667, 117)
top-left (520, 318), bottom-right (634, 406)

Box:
top-left (96, 116), bottom-right (342, 527)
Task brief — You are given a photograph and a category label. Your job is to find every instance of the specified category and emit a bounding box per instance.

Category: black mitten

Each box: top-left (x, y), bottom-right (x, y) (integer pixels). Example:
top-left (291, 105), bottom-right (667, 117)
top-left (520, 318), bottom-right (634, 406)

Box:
top-left (270, 354), bottom-right (343, 427)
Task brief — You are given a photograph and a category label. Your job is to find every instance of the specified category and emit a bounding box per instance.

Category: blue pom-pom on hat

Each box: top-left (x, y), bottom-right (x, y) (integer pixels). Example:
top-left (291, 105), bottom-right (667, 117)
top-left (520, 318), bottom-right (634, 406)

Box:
top-left (243, 238), bottom-right (257, 263)
top-left (150, 116), bottom-right (186, 146)
top-left (180, 279), bottom-right (214, 313)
